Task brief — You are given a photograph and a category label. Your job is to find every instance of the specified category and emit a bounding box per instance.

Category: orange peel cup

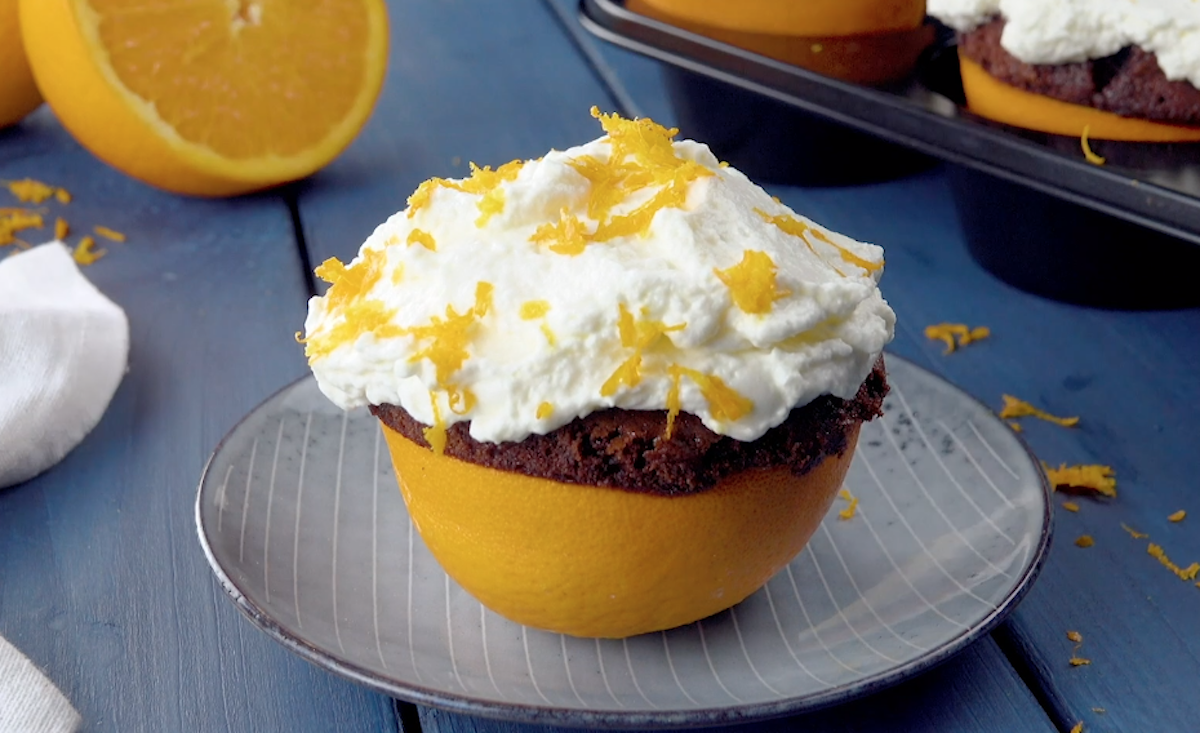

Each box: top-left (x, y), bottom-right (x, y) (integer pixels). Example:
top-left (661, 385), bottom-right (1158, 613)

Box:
top-left (627, 0), bottom-right (932, 85)
top-left (959, 55), bottom-right (1200, 142)
top-left (382, 423), bottom-right (861, 638)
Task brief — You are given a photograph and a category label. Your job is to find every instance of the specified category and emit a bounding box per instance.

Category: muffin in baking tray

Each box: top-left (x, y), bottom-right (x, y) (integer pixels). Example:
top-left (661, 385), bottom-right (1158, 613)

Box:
top-left (301, 109), bottom-right (895, 638)
top-left (930, 0), bottom-right (1200, 140)
top-left (628, 0), bottom-right (934, 85)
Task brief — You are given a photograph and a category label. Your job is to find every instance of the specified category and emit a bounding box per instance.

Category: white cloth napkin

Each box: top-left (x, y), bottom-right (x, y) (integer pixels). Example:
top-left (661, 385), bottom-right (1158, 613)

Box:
top-left (0, 636), bottom-right (81, 733)
top-left (1, 241), bottom-right (128, 733)
top-left (0, 241), bottom-right (129, 488)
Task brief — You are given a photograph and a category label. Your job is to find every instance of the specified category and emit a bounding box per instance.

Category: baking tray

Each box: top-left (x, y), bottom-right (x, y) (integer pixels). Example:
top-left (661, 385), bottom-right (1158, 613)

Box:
top-left (579, 0), bottom-right (1200, 307)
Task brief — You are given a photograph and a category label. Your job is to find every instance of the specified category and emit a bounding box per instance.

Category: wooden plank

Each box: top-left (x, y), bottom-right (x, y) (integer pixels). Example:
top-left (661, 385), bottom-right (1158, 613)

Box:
top-left (0, 108), bottom-right (397, 732)
top-left (417, 637), bottom-right (1055, 733)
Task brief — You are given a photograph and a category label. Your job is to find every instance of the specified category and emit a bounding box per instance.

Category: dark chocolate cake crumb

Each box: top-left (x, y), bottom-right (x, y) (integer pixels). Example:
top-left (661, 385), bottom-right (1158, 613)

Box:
top-left (959, 18), bottom-right (1200, 126)
top-left (372, 357), bottom-right (888, 496)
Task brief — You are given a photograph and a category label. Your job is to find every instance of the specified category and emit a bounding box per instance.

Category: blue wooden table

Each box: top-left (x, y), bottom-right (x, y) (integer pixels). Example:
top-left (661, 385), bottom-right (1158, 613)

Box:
top-left (2, 2), bottom-right (1198, 731)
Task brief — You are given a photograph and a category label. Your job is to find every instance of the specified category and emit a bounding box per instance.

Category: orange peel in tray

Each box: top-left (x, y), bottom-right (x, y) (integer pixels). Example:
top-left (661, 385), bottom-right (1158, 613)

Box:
top-left (19, 0), bottom-right (390, 196)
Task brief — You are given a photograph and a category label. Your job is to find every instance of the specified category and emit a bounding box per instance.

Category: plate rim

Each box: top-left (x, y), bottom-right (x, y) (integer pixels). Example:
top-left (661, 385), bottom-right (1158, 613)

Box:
top-left (195, 352), bottom-right (1054, 730)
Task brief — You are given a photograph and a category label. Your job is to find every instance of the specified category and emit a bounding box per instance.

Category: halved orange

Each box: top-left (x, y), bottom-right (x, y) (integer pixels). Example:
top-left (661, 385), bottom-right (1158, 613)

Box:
top-left (19, 0), bottom-right (389, 196)
top-left (0, 0), bottom-right (42, 128)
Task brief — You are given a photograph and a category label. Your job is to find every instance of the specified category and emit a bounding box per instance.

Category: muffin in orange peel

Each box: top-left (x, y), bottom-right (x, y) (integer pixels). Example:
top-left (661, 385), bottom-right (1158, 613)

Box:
top-left (627, 0), bottom-right (933, 85)
top-left (930, 0), bottom-right (1200, 141)
top-left (301, 108), bottom-right (895, 638)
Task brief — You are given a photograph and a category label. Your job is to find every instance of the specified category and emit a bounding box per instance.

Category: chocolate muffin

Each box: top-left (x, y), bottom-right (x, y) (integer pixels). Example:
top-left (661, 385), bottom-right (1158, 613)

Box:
top-left (302, 109), bottom-right (896, 637)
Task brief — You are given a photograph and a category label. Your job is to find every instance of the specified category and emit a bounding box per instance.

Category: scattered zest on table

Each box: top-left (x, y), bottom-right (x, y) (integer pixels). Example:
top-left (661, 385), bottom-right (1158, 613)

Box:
top-left (1069, 655), bottom-right (1092, 667)
top-left (1080, 126), bottom-right (1106, 166)
top-left (837, 488), bottom-right (858, 521)
top-left (1147, 543), bottom-right (1200, 582)
top-left (2, 177), bottom-right (127, 265)
top-left (1121, 522), bottom-right (1149, 539)
top-left (4, 178), bottom-right (70, 204)
top-left (1062, 501), bottom-right (1080, 513)
top-left (73, 235), bottom-right (105, 266)
top-left (1168, 510), bottom-right (1186, 523)
top-left (94, 225), bottom-right (126, 242)
top-left (1067, 630), bottom-right (1083, 643)
top-left (924, 323), bottom-right (990, 354)
top-left (999, 394), bottom-right (1079, 427)
top-left (1075, 535), bottom-right (1095, 548)
top-left (1008, 421), bottom-right (1022, 432)
top-left (1070, 722), bottom-right (1084, 733)
top-left (1044, 463), bottom-right (1117, 498)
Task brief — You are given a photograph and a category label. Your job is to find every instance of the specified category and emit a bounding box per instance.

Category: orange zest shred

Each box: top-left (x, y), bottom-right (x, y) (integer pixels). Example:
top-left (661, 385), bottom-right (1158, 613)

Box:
top-left (54, 218), bottom-right (69, 240)
top-left (1067, 630), bottom-right (1083, 643)
top-left (714, 249), bottom-right (791, 314)
top-left (1074, 535), bottom-right (1095, 548)
top-left (1148, 543), bottom-right (1200, 581)
top-left (423, 392), bottom-right (448, 455)
top-left (1044, 463), bottom-right (1117, 498)
top-left (1080, 126), bottom-right (1106, 166)
top-left (401, 282), bottom-right (493, 387)
top-left (530, 209), bottom-right (590, 255)
top-left (406, 160), bottom-right (525, 225)
top-left (407, 229), bottom-right (436, 251)
top-left (1168, 510), bottom-right (1186, 523)
top-left (1069, 656), bottom-right (1091, 667)
top-left (0, 209), bottom-right (44, 247)
top-left (5, 179), bottom-right (65, 204)
top-left (668, 365), bottom-right (753, 424)
top-left (923, 323), bottom-right (990, 354)
top-left (304, 250), bottom-right (399, 361)
top-left (999, 395), bottom-right (1079, 427)
top-left (1062, 501), bottom-right (1080, 513)
top-left (837, 488), bottom-right (859, 521)
top-left (601, 304), bottom-right (685, 397)
top-left (72, 235), bottom-right (106, 266)
top-left (93, 225), bottom-right (126, 242)
top-left (1121, 523), bottom-right (1149, 540)
top-left (1008, 421), bottom-right (1023, 433)
top-left (755, 207), bottom-right (884, 276)
top-left (520, 300), bottom-right (551, 319)
top-left (1070, 723), bottom-right (1084, 733)
top-left (536, 401), bottom-right (553, 420)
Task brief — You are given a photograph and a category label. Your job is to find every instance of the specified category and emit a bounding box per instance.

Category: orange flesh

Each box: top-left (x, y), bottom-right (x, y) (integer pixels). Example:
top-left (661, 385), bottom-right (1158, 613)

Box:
top-left (383, 423), bottom-right (859, 638)
top-left (86, 0), bottom-right (371, 159)
top-left (960, 56), bottom-right (1200, 142)
top-left (628, 0), bottom-right (924, 36)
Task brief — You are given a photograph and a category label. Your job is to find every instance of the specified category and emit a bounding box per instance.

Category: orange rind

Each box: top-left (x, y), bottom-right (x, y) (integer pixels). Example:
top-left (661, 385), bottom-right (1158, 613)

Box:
top-left (383, 422), bottom-right (860, 638)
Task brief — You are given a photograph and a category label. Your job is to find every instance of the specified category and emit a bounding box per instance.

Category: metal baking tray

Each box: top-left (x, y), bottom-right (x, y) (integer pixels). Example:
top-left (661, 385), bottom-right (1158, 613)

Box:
top-left (579, 0), bottom-right (1200, 307)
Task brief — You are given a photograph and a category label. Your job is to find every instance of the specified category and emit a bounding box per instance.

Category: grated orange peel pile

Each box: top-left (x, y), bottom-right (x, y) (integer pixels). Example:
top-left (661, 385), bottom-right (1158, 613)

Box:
top-left (1043, 463), bottom-right (1117, 498)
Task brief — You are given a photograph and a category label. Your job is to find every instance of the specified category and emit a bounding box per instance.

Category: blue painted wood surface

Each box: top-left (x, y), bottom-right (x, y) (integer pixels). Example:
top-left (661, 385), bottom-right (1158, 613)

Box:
top-left (2, 0), bottom-right (1198, 731)
top-left (0, 111), bottom-right (397, 731)
top-left (556, 7), bottom-right (1200, 731)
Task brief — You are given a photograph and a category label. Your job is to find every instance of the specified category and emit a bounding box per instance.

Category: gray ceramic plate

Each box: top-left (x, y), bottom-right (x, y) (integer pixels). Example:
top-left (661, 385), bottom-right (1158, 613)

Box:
top-left (196, 354), bottom-right (1051, 729)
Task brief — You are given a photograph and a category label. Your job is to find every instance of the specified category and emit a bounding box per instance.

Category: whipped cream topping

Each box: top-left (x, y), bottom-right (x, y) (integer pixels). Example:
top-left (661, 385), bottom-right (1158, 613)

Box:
top-left (303, 110), bottom-right (895, 445)
top-left (929, 0), bottom-right (1200, 88)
